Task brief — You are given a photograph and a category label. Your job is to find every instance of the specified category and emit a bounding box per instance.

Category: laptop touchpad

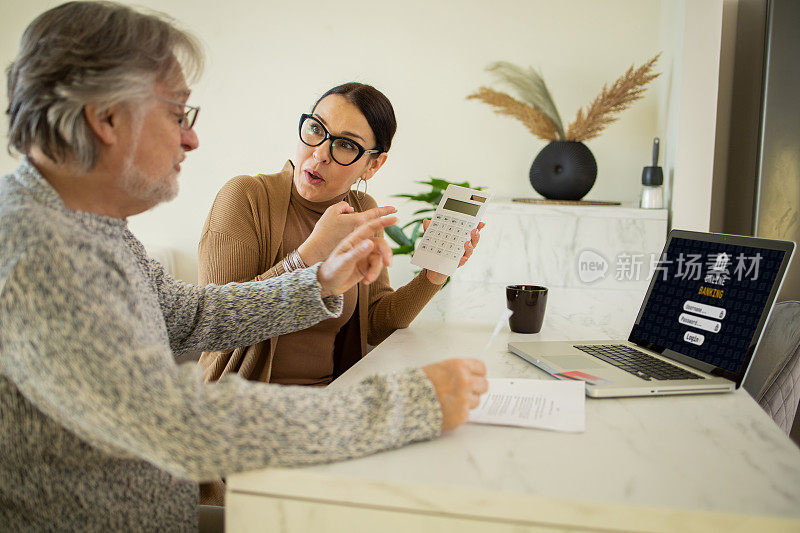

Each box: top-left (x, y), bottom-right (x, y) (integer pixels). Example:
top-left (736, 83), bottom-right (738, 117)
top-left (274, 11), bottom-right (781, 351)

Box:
top-left (550, 355), bottom-right (605, 370)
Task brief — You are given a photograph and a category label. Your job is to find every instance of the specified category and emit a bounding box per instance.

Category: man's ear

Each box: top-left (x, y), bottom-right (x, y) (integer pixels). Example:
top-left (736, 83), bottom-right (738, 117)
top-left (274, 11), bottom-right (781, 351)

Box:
top-left (83, 103), bottom-right (122, 146)
top-left (361, 152), bottom-right (388, 182)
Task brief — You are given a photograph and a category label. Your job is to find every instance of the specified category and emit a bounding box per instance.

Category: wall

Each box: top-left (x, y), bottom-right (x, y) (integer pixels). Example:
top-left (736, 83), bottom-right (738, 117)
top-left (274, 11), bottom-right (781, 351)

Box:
top-left (658, 0), bottom-right (724, 233)
top-left (0, 0), bottom-right (727, 283)
top-left (753, 0), bottom-right (800, 301)
top-left (716, 0), bottom-right (799, 302)
top-left (656, 0), bottom-right (684, 225)
top-left (709, 0), bottom-right (740, 233)
top-left (720, 0), bottom-right (767, 238)
top-left (0, 0), bottom-right (665, 282)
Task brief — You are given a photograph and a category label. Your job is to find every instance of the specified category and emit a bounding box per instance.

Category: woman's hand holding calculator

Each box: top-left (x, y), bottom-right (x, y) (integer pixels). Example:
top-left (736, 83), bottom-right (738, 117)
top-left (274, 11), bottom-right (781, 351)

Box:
top-left (411, 184), bottom-right (491, 279)
top-left (422, 220), bottom-right (485, 285)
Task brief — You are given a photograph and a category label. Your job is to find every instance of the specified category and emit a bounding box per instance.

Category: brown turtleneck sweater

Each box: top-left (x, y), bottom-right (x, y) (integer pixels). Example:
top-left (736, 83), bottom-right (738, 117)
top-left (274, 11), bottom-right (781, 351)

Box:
top-left (269, 180), bottom-right (358, 385)
top-left (197, 161), bottom-right (443, 386)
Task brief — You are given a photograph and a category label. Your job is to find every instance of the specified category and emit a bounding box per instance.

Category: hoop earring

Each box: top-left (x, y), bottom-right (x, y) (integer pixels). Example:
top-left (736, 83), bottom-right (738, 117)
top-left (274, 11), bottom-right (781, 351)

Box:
top-left (354, 177), bottom-right (368, 198)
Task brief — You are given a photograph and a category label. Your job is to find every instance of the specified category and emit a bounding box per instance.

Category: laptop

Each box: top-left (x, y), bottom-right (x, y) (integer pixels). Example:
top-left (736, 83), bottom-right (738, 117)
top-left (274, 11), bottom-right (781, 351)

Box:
top-left (508, 230), bottom-right (795, 398)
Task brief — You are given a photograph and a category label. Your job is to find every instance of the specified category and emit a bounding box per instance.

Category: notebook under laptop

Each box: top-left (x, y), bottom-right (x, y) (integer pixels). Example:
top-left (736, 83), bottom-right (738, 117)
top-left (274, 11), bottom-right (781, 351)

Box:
top-left (508, 230), bottom-right (795, 398)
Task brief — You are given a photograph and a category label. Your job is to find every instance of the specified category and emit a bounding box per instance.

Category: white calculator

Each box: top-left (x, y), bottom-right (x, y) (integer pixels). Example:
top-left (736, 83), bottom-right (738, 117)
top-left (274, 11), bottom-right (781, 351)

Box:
top-left (411, 185), bottom-right (492, 276)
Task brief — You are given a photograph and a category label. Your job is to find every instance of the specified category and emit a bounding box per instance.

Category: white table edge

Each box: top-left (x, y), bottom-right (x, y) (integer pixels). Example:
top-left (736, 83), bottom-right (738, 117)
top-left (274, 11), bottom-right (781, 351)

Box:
top-left (227, 468), bottom-right (800, 533)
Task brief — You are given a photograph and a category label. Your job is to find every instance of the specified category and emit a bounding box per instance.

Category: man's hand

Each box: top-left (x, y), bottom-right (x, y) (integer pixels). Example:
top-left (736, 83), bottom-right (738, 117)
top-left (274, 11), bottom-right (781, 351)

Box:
top-left (317, 215), bottom-right (397, 298)
top-left (422, 359), bottom-right (488, 432)
top-left (299, 202), bottom-right (397, 266)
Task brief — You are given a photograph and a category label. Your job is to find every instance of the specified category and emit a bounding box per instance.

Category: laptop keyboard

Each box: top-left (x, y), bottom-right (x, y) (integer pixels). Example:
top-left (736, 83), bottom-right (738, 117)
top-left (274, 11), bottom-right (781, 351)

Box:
top-left (573, 344), bottom-right (704, 381)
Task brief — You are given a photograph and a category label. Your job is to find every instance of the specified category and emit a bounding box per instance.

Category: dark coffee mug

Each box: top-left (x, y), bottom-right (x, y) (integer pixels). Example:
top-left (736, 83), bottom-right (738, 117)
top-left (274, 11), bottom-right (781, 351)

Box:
top-left (506, 285), bottom-right (548, 333)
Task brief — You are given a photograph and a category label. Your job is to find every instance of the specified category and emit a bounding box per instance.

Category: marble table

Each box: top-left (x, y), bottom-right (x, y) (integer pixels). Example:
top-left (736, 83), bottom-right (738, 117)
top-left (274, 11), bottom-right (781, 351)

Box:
top-left (226, 286), bottom-right (800, 532)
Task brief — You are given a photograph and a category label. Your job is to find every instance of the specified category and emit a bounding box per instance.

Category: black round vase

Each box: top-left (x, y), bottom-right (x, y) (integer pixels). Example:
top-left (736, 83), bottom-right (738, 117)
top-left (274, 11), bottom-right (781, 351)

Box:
top-left (529, 141), bottom-right (597, 201)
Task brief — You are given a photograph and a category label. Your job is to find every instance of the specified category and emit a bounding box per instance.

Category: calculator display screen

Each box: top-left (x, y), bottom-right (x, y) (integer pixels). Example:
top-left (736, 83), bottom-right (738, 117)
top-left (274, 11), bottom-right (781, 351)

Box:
top-left (442, 198), bottom-right (480, 216)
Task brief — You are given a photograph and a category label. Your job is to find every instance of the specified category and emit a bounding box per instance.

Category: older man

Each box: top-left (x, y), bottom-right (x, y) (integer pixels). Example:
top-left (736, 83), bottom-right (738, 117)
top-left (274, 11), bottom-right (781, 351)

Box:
top-left (0, 2), bottom-right (487, 530)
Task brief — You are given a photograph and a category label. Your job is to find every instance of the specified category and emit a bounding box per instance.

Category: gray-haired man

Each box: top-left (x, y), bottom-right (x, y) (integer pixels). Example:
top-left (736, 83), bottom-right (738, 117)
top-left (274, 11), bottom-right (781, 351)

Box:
top-left (0, 1), bottom-right (487, 530)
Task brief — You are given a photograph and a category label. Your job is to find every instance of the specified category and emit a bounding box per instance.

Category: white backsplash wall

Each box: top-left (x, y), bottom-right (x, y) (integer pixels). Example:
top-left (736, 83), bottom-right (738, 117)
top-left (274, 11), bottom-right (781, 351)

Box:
top-left (388, 201), bottom-right (669, 294)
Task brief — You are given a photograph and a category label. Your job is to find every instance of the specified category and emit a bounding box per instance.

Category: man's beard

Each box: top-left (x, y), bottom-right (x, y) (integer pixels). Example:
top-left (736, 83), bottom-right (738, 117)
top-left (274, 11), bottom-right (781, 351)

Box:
top-left (120, 161), bottom-right (179, 207)
top-left (120, 103), bottom-right (179, 208)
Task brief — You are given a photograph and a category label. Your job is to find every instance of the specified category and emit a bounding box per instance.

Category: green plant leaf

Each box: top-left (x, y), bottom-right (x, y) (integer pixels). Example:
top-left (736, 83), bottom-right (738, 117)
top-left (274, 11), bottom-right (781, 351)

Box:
top-left (391, 245), bottom-right (414, 255)
top-left (412, 207), bottom-right (436, 215)
top-left (384, 225), bottom-right (412, 247)
top-left (392, 191), bottom-right (443, 204)
top-left (416, 178), bottom-right (486, 191)
top-left (391, 193), bottom-right (424, 200)
top-left (424, 191), bottom-right (445, 204)
top-left (410, 220), bottom-right (423, 242)
top-left (416, 178), bottom-right (453, 191)
top-left (401, 217), bottom-right (427, 229)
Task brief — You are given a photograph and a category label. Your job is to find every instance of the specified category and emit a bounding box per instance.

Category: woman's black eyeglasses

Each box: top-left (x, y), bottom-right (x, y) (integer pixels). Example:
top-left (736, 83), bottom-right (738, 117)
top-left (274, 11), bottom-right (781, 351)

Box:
top-left (298, 113), bottom-right (380, 166)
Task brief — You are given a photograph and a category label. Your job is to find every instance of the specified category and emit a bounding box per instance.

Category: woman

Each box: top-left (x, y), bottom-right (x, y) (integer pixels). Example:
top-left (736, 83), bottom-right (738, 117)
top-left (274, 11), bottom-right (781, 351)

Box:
top-left (197, 82), bottom-right (484, 386)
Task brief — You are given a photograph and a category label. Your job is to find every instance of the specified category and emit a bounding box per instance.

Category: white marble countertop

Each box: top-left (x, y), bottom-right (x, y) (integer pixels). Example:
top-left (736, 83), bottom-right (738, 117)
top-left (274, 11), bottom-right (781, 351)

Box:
top-left (228, 287), bottom-right (800, 529)
top-left (489, 198), bottom-right (669, 220)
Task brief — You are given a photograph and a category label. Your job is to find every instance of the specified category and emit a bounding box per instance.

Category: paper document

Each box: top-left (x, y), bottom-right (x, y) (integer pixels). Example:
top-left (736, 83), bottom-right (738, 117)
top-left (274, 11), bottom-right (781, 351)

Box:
top-left (468, 378), bottom-right (585, 432)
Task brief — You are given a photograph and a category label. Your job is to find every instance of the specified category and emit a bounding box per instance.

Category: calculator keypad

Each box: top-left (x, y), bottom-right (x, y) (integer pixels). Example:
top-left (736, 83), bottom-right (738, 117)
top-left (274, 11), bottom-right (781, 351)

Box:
top-left (418, 214), bottom-right (474, 260)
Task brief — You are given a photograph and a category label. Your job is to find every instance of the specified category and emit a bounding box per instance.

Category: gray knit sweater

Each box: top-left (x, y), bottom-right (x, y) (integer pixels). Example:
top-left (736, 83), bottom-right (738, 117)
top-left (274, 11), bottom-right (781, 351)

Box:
top-left (0, 160), bottom-right (441, 531)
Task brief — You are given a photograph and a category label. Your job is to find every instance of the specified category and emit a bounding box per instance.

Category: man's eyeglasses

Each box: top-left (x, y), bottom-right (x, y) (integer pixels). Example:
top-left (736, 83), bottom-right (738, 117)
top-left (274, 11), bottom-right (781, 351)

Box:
top-left (298, 114), bottom-right (380, 166)
top-left (158, 97), bottom-right (200, 130)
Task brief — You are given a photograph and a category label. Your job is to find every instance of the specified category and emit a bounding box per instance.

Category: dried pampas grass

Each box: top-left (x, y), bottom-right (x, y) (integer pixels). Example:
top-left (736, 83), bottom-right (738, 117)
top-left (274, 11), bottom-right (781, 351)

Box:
top-left (467, 87), bottom-right (560, 141)
top-left (468, 53), bottom-right (661, 143)
top-left (486, 62), bottom-right (565, 140)
top-left (565, 53), bottom-right (661, 141)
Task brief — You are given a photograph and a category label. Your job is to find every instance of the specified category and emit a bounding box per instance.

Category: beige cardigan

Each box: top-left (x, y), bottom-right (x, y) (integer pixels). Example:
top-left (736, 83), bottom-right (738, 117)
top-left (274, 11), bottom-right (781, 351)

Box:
top-left (197, 161), bottom-right (442, 384)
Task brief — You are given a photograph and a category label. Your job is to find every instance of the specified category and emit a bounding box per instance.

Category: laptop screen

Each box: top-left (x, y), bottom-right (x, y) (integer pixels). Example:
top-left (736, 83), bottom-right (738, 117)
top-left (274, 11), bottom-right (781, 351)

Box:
top-left (629, 232), bottom-right (792, 382)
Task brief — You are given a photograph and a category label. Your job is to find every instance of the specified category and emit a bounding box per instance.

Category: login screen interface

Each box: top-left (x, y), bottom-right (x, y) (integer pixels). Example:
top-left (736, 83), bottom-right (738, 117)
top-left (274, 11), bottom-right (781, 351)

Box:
top-left (631, 238), bottom-right (785, 373)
